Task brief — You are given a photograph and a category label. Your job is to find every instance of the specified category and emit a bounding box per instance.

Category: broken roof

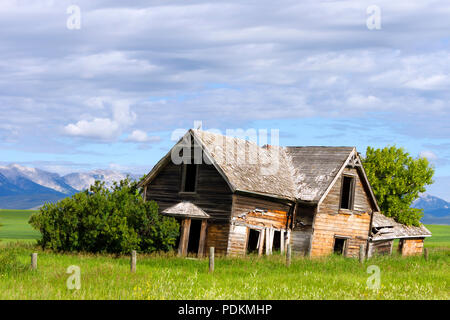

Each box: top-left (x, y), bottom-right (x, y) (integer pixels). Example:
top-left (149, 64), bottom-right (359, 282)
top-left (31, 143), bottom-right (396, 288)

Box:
top-left (162, 202), bottom-right (210, 219)
top-left (140, 129), bottom-right (378, 206)
top-left (371, 212), bottom-right (432, 241)
top-left (192, 129), bottom-right (296, 200)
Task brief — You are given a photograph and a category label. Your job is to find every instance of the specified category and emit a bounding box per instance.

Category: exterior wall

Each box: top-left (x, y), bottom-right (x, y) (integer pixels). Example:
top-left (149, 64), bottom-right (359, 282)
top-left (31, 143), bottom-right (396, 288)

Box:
top-left (145, 161), bottom-right (233, 255)
top-left (227, 194), bottom-right (292, 256)
top-left (368, 240), bottom-right (394, 258)
top-left (400, 238), bottom-right (424, 256)
top-left (310, 167), bottom-right (374, 257)
top-left (145, 162), bottom-right (233, 221)
top-left (291, 205), bottom-right (315, 255)
top-left (227, 225), bottom-right (249, 256)
top-left (206, 222), bottom-right (230, 256)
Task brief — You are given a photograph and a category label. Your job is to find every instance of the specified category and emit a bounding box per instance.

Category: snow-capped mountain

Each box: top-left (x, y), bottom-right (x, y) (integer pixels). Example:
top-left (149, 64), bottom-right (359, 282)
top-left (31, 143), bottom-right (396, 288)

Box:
top-left (413, 193), bottom-right (449, 212)
top-left (413, 193), bottom-right (450, 224)
top-left (0, 164), bottom-right (142, 209)
top-left (63, 170), bottom-right (138, 191)
top-left (0, 164), bottom-right (77, 195)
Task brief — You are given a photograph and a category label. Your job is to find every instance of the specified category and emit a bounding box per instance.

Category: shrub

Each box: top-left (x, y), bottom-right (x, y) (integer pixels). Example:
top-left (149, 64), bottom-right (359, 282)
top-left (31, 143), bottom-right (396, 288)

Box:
top-left (29, 179), bottom-right (179, 254)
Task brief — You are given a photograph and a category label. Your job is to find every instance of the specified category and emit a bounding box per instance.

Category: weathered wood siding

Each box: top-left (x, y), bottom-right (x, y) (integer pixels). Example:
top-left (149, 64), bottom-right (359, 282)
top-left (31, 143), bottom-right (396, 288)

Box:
top-left (227, 225), bottom-right (248, 256)
top-left (310, 168), bottom-right (374, 257)
top-left (145, 161), bottom-right (233, 255)
top-left (291, 205), bottom-right (315, 255)
top-left (145, 162), bottom-right (233, 221)
top-left (231, 194), bottom-right (292, 221)
top-left (206, 222), bottom-right (230, 256)
top-left (368, 240), bottom-right (393, 257)
top-left (400, 238), bottom-right (424, 256)
top-left (227, 194), bottom-right (292, 255)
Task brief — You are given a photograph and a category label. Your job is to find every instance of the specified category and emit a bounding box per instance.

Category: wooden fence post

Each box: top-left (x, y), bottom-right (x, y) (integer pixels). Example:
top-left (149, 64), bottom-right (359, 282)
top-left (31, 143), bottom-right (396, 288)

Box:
top-left (359, 245), bottom-right (365, 264)
top-left (31, 253), bottom-right (37, 270)
top-left (209, 247), bottom-right (215, 273)
top-left (286, 244), bottom-right (291, 267)
top-left (130, 250), bottom-right (137, 273)
top-left (424, 248), bottom-right (429, 261)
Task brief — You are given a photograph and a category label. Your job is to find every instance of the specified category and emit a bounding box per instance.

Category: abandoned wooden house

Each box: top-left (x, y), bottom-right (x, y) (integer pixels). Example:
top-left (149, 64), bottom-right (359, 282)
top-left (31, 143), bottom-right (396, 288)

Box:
top-left (138, 129), bottom-right (431, 258)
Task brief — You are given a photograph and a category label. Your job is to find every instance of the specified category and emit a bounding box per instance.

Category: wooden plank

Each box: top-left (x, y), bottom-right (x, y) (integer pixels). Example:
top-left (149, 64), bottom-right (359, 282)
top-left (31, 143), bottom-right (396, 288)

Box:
top-left (258, 228), bottom-right (265, 256)
top-left (198, 220), bottom-right (208, 257)
top-left (178, 218), bottom-right (191, 257)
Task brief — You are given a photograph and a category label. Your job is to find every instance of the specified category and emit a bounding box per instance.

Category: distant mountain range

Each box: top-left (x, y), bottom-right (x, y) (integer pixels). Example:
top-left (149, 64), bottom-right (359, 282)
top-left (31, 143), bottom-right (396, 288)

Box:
top-left (0, 164), bottom-right (141, 209)
top-left (413, 193), bottom-right (450, 225)
top-left (0, 163), bottom-right (449, 225)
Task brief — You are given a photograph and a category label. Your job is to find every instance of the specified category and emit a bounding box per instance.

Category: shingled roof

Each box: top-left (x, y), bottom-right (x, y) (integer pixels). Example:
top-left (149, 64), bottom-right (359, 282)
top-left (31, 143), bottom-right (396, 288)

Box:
top-left (140, 129), bottom-right (374, 204)
top-left (192, 130), bottom-right (296, 199)
top-left (162, 202), bottom-right (211, 219)
top-left (285, 146), bottom-right (355, 202)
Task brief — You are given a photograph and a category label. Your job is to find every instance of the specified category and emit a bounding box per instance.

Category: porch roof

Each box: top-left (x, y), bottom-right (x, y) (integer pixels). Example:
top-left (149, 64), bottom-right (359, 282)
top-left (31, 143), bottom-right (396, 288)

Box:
top-left (162, 201), bottom-right (210, 219)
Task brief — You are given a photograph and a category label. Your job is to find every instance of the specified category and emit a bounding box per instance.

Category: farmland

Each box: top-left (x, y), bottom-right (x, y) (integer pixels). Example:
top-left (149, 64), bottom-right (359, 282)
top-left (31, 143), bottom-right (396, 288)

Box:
top-left (0, 209), bottom-right (449, 300)
top-left (0, 209), bottom-right (40, 243)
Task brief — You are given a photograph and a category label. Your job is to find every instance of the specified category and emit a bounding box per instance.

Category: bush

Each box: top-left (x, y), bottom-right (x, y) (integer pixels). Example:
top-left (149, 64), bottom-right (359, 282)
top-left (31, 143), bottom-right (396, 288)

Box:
top-left (29, 179), bottom-right (179, 254)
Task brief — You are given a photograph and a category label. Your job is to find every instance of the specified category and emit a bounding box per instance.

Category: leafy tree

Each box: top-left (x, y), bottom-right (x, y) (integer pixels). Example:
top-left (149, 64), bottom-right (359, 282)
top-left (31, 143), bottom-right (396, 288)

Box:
top-left (29, 178), bottom-right (179, 254)
top-left (362, 146), bottom-right (434, 226)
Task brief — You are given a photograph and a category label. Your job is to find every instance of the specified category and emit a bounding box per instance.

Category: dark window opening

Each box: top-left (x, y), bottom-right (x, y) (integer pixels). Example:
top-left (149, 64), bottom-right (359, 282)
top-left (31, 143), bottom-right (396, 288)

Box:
top-left (247, 229), bottom-right (260, 253)
top-left (187, 219), bottom-right (202, 255)
top-left (182, 164), bottom-right (198, 192)
top-left (334, 238), bottom-right (346, 255)
top-left (340, 176), bottom-right (354, 210)
top-left (272, 230), bottom-right (281, 252)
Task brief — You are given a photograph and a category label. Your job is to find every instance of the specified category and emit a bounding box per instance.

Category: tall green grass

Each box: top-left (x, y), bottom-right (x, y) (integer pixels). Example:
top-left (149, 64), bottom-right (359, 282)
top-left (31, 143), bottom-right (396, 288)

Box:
top-left (0, 244), bottom-right (448, 300)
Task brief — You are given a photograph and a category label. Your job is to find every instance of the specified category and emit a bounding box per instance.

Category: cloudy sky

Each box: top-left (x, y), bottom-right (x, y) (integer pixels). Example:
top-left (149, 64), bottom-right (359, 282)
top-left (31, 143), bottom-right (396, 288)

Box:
top-left (1, 0), bottom-right (449, 200)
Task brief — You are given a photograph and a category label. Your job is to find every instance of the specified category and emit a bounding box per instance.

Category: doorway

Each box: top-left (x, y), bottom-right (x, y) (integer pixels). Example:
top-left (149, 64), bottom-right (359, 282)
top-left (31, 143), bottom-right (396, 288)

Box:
top-left (247, 229), bottom-right (260, 253)
top-left (187, 219), bottom-right (202, 255)
top-left (272, 230), bottom-right (281, 252)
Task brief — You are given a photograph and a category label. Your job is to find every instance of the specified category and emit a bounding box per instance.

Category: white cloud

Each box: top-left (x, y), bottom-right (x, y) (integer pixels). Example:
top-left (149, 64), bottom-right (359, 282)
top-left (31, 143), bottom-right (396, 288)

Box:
top-left (419, 150), bottom-right (438, 161)
top-left (64, 99), bottom-right (136, 140)
top-left (125, 130), bottom-right (160, 143)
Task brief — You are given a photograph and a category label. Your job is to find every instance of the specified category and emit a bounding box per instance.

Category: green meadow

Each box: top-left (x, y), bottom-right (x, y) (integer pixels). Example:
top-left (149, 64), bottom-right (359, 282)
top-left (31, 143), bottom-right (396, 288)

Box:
top-left (0, 209), bottom-right (449, 300)
top-left (0, 210), bottom-right (40, 243)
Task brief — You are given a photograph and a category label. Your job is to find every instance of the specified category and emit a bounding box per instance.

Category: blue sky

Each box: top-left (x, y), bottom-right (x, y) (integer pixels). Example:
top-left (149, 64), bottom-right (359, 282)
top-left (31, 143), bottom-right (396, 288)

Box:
top-left (0, 0), bottom-right (449, 200)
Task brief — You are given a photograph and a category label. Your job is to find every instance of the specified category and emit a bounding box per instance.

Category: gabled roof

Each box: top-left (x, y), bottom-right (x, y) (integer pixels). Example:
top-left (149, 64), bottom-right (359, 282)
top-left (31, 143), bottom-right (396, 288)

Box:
top-left (162, 202), bottom-right (210, 219)
top-left (371, 212), bottom-right (432, 241)
top-left (192, 130), bottom-right (296, 200)
top-left (285, 146), bottom-right (355, 202)
top-left (139, 129), bottom-right (379, 208)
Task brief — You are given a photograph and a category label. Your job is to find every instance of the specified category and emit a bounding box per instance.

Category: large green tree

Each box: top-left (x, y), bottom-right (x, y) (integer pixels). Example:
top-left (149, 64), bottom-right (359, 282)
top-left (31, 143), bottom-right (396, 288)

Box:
top-left (362, 146), bottom-right (434, 226)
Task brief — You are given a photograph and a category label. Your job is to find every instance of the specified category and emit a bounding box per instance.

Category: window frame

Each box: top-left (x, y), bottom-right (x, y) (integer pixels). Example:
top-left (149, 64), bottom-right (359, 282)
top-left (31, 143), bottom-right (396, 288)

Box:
top-left (333, 236), bottom-right (349, 255)
top-left (339, 174), bottom-right (356, 210)
top-left (180, 163), bottom-right (199, 194)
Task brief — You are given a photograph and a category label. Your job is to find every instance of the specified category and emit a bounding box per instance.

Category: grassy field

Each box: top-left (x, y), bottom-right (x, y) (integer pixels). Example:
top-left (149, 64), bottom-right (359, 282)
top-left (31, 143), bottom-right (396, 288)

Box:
top-left (0, 209), bottom-right (448, 300)
top-left (0, 244), bottom-right (448, 300)
top-left (0, 210), bottom-right (40, 243)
